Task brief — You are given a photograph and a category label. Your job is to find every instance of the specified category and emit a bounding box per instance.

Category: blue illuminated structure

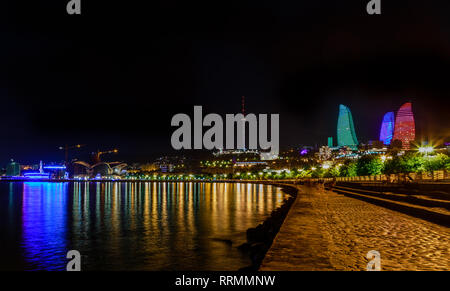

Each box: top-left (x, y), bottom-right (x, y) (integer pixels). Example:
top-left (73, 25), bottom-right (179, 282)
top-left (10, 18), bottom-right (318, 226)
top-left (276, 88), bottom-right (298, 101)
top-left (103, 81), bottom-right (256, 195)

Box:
top-left (22, 161), bottom-right (55, 180)
top-left (43, 165), bottom-right (66, 170)
top-left (379, 111), bottom-right (395, 145)
top-left (23, 172), bottom-right (51, 179)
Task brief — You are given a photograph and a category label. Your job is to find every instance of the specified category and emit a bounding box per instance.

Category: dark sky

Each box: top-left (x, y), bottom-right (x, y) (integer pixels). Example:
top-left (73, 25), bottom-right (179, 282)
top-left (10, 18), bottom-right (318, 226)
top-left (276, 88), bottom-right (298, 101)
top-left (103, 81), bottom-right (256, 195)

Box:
top-left (2, 0), bottom-right (450, 164)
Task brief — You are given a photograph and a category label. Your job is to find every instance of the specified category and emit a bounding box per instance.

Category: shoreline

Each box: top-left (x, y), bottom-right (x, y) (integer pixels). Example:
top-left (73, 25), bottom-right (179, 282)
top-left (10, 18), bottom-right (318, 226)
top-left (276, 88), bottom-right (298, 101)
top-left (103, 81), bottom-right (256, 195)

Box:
top-left (0, 178), bottom-right (298, 184)
top-left (237, 184), bottom-right (299, 271)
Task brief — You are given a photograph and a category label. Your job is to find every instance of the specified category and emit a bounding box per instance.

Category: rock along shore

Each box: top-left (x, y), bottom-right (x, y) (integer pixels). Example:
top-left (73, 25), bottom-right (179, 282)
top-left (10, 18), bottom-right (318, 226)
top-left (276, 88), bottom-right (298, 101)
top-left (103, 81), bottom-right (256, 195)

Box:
top-left (237, 183), bottom-right (299, 271)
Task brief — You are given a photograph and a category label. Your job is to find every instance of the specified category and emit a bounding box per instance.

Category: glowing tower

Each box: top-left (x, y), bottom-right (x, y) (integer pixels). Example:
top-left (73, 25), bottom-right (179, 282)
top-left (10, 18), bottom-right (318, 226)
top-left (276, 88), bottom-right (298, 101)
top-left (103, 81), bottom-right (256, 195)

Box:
top-left (337, 104), bottom-right (358, 149)
top-left (241, 96), bottom-right (246, 150)
top-left (393, 102), bottom-right (415, 150)
top-left (379, 111), bottom-right (395, 145)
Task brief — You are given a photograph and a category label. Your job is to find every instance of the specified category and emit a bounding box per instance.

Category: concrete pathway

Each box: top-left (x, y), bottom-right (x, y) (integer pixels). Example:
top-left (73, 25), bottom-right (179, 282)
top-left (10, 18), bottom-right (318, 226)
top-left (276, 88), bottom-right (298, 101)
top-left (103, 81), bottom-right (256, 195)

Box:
top-left (260, 185), bottom-right (450, 271)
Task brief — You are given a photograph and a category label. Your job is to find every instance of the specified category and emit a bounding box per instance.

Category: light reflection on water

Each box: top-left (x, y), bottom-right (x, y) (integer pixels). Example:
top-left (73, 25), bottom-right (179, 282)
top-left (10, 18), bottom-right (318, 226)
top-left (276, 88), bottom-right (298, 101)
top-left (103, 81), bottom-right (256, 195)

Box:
top-left (22, 182), bottom-right (68, 271)
top-left (0, 182), bottom-right (287, 271)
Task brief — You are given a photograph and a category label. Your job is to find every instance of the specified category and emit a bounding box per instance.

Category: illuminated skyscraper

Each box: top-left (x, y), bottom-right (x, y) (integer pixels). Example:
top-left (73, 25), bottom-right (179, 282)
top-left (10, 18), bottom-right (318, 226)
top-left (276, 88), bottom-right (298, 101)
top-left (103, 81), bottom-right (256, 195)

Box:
top-left (393, 102), bottom-right (415, 150)
top-left (328, 137), bottom-right (333, 147)
top-left (337, 104), bottom-right (358, 149)
top-left (379, 111), bottom-right (395, 145)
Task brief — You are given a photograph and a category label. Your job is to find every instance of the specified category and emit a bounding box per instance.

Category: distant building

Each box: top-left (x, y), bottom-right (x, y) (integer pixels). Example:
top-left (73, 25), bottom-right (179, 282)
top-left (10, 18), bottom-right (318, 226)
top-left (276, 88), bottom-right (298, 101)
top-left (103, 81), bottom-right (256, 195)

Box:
top-left (335, 146), bottom-right (358, 159)
top-left (6, 160), bottom-right (20, 176)
top-left (72, 161), bottom-right (127, 178)
top-left (22, 161), bottom-right (51, 179)
top-left (160, 164), bottom-right (174, 173)
top-left (140, 163), bottom-right (158, 172)
top-left (370, 140), bottom-right (385, 150)
top-left (318, 146), bottom-right (332, 161)
top-left (379, 111), bottom-right (395, 145)
top-left (337, 104), bottom-right (358, 149)
top-left (213, 149), bottom-right (259, 156)
top-left (234, 161), bottom-right (267, 167)
top-left (327, 137), bottom-right (333, 148)
top-left (260, 151), bottom-right (278, 160)
top-left (393, 102), bottom-right (415, 150)
top-left (43, 164), bottom-right (67, 179)
top-left (154, 156), bottom-right (185, 173)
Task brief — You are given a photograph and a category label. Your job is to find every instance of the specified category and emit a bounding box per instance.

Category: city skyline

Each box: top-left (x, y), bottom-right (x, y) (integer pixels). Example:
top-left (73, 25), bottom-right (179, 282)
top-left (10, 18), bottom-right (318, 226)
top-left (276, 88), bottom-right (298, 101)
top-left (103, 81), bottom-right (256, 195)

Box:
top-left (0, 100), bottom-right (445, 166)
top-left (2, 0), bottom-right (450, 275)
top-left (3, 1), bottom-right (450, 163)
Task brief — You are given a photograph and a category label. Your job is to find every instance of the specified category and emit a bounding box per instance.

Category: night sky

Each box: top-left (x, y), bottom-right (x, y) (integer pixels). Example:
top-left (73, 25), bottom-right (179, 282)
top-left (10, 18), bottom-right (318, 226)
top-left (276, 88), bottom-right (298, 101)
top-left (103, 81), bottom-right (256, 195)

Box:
top-left (3, 0), bottom-right (450, 164)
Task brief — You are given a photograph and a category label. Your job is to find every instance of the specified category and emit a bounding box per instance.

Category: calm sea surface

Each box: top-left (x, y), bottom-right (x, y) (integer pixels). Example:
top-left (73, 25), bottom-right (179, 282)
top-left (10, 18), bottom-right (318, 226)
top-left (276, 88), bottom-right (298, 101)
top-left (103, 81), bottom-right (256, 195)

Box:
top-left (0, 182), bottom-right (288, 271)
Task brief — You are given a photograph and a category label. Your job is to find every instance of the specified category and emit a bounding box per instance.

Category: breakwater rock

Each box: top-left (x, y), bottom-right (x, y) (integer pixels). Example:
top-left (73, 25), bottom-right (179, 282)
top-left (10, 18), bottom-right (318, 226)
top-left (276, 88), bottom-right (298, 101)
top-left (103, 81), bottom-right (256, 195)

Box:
top-left (238, 185), bottom-right (297, 271)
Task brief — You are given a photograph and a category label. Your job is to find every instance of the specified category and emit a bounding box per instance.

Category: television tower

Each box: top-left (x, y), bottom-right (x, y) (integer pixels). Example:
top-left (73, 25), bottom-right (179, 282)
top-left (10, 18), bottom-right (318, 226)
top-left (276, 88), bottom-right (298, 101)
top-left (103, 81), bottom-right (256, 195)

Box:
top-left (241, 96), bottom-right (246, 151)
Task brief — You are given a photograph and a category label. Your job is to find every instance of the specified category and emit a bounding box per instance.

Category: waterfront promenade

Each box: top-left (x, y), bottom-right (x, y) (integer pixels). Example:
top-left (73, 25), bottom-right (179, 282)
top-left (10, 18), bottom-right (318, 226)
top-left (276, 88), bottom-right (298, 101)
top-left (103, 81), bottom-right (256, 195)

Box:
top-left (260, 185), bottom-right (450, 271)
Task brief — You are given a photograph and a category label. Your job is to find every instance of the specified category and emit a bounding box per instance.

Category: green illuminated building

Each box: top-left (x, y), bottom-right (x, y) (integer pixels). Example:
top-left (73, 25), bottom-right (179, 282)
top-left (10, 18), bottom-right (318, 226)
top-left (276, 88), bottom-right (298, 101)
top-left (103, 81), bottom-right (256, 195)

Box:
top-left (337, 104), bottom-right (358, 149)
top-left (6, 160), bottom-right (21, 176)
